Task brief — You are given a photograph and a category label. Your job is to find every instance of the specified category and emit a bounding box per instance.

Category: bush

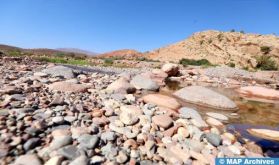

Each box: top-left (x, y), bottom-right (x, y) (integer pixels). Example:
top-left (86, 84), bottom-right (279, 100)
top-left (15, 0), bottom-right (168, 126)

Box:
top-left (217, 34), bottom-right (223, 41)
top-left (228, 62), bottom-right (235, 68)
top-left (256, 56), bottom-right (278, 70)
top-left (36, 57), bottom-right (91, 66)
top-left (8, 50), bottom-right (21, 57)
top-left (230, 29), bottom-right (236, 32)
top-left (260, 46), bottom-right (271, 54)
top-left (104, 58), bottom-right (114, 65)
top-left (55, 52), bottom-right (66, 57)
top-left (179, 58), bottom-right (212, 67)
top-left (137, 57), bottom-right (147, 61)
top-left (240, 30), bottom-right (245, 34)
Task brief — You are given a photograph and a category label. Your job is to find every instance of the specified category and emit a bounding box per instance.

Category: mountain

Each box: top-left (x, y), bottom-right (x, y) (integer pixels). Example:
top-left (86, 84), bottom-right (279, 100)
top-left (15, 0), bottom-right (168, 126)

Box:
top-left (0, 44), bottom-right (91, 57)
top-left (97, 49), bottom-right (143, 59)
top-left (147, 30), bottom-right (279, 67)
top-left (57, 48), bottom-right (98, 56)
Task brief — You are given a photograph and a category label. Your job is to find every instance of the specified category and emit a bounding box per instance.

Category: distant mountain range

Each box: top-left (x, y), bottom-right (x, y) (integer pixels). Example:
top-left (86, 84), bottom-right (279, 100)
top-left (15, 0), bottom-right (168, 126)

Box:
top-left (0, 44), bottom-right (98, 57)
top-left (56, 48), bottom-right (98, 56)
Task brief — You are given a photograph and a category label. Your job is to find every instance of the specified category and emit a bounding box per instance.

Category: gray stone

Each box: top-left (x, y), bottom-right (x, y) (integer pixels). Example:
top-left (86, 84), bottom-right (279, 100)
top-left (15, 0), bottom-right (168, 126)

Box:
top-left (179, 107), bottom-right (208, 127)
top-left (42, 66), bottom-right (75, 79)
top-left (57, 145), bottom-right (81, 160)
top-left (50, 136), bottom-right (72, 150)
top-left (69, 155), bottom-right (88, 165)
top-left (174, 86), bottom-right (237, 110)
top-left (23, 138), bottom-right (40, 151)
top-left (101, 131), bottom-right (116, 143)
top-left (0, 109), bottom-right (9, 116)
top-left (77, 134), bottom-right (99, 149)
top-left (130, 75), bottom-right (159, 91)
top-left (205, 133), bottom-right (222, 147)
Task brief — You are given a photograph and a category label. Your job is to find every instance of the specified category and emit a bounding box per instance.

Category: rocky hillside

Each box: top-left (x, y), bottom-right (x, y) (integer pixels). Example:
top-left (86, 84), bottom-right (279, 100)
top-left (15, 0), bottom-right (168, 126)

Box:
top-left (97, 49), bottom-right (143, 59)
top-left (0, 44), bottom-right (89, 58)
top-left (147, 30), bottom-right (279, 67)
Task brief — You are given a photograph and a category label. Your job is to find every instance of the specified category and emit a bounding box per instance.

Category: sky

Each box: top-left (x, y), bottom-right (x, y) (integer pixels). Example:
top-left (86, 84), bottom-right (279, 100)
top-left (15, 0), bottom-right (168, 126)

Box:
top-left (0, 0), bottom-right (279, 53)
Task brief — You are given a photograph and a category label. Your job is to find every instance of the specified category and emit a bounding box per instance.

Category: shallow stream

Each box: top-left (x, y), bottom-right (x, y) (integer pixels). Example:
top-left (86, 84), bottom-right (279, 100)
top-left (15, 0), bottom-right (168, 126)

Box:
top-left (162, 81), bottom-right (279, 155)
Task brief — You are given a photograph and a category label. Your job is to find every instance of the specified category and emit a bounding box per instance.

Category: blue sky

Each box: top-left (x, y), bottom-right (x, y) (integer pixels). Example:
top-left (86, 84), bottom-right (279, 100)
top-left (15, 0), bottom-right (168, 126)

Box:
top-left (0, 0), bottom-right (278, 53)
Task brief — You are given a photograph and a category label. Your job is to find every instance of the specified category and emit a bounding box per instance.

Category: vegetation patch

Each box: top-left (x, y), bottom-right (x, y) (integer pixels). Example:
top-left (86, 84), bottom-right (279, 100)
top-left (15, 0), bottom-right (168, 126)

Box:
top-left (36, 57), bottom-right (91, 66)
top-left (7, 50), bottom-right (22, 57)
top-left (255, 56), bottom-right (278, 70)
top-left (260, 46), bottom-right (271, 54)
top-left (179, 58), bottom-right (213, 67)
top-left (227, 62), bottom-right (235, 68)
top-left (103, 58), bottom-right (114, 66)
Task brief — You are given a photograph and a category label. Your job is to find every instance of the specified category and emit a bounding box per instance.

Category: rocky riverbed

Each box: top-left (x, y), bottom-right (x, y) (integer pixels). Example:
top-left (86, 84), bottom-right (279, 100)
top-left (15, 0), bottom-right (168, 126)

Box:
top-left (0, 56), bottom-right (279, 165)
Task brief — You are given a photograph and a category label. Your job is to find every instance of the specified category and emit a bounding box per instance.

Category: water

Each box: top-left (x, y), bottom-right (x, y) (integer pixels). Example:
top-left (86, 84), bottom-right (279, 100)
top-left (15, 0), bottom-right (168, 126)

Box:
top-left (162, 80), bottom-right (279, 127)
top-left (161, 80), bottom-right (279, 155)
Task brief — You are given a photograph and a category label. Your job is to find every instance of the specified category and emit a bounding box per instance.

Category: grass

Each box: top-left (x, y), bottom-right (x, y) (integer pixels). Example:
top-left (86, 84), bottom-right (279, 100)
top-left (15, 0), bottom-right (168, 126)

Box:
top-left (36, 57), bottom-right (91, 66)
top-left (255, 56), bottom-right (278, 71)
top-left (7, 50), bottom-right (22, 57)
top-left (179, 58), bottom-right (213, 67)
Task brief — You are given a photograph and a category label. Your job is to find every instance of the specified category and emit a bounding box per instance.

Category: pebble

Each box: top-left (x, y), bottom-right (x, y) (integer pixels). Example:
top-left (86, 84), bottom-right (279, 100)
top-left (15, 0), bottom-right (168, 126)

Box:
top-left (14, 154), bottom-right (42, 165)
top-left (206, 112), bottom-right (229, 121)
top-left (205, 133), bottom-right (222, 147)
top-left (152, 114), bottom-right (173, 129)
top-left (77, 134), bottom-right (99, 149)
top-left (0, 57), bottom-right (268, 164)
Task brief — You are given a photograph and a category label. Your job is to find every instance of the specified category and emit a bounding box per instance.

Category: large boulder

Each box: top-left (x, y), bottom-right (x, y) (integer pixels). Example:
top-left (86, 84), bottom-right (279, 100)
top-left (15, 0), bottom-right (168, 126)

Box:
top-left (247, 128), bottom-right (279, 142)
top-left (142, 94), bottom-right (181, 110)
top-left (238, 86), bottom-right (279, 100)
top-left (130, 75), bottom-right (159, 91)
top-left (174, 86), bottom-right (237, 110)
top-left (48, 81), bottom-right (89, 93)
top-left (162, 63), bottom-right (179, 76)
top-left (42, 66), bottom-right (75, 79)
top-left (106, 77), bottom-right (136, 94)
top-left (150, 69), bottom-right (168, 86)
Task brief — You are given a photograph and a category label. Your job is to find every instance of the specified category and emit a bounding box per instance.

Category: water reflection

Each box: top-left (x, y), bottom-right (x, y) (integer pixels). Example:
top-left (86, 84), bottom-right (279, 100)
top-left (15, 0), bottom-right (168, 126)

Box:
top-left (163, 80), bottom-right (279, 127)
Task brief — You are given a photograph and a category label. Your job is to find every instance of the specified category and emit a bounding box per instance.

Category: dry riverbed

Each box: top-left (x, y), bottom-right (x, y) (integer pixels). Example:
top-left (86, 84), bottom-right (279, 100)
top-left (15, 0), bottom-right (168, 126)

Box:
top-left (0, 56), bottom-right (279, 164)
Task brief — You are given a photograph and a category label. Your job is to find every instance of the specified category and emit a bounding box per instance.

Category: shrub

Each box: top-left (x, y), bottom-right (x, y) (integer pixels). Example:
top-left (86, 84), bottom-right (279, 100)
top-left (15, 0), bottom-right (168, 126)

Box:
top-left (230, 29), bottom-right (236, 32)
top-left (256, 56), bottom-right (278, 70)
top-left (200, 40), bottom-right (204, 45)
top-left (55, 52), bottom-right (66, 57)
top-left (240, 30), bottom-right (245, 34)
top-left (8, 50), bottom-right (21, 57)
top-left (217, 34), bottom-right (223, 41)
top-left (137, 57), bottom-right (147, 61)
top-left (37, 57), bottom-right (67, 63)
top-left (260, 46), bottom-right (271, 54)
top-left (228, 62), bottom-right (235, 68)
top-left (179, 58), bottom-right (212, 67)
top-left (104, 58), bottom-right (114, 65)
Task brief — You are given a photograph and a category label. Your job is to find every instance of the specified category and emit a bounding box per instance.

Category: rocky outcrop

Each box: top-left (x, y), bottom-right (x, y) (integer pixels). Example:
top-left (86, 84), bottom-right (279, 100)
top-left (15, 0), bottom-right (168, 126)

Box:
top-left (147, 30), bottom-right (279, 68)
